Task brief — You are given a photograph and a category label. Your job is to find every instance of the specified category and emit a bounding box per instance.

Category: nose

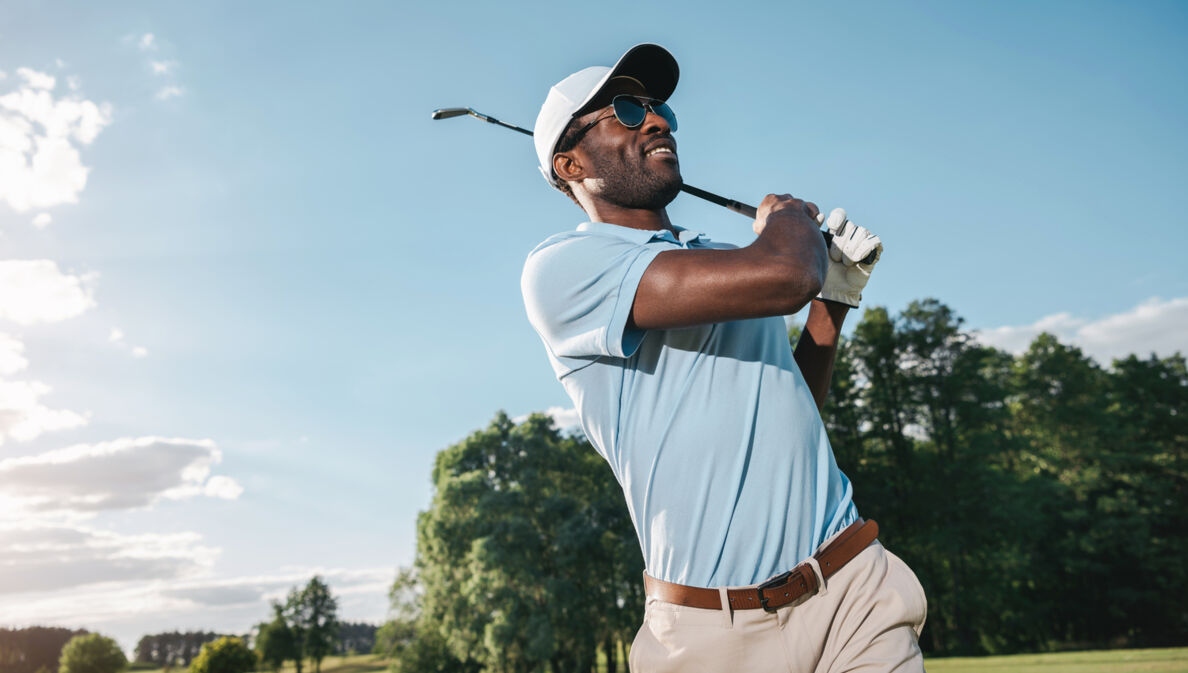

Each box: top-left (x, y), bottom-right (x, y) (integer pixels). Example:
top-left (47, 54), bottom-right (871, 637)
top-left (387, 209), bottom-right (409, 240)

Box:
top-left (641, 107), bottom-right (673, 135)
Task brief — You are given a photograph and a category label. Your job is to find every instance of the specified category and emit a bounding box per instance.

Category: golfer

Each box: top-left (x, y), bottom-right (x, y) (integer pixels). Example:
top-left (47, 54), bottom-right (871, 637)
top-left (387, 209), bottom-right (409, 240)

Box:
top-left (521, 44), bottom-right (927, 672)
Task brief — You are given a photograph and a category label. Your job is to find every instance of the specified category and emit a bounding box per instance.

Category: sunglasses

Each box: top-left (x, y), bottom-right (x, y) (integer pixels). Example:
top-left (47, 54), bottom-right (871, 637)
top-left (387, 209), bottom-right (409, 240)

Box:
top-left (562, 95), bottom-right (678, 149)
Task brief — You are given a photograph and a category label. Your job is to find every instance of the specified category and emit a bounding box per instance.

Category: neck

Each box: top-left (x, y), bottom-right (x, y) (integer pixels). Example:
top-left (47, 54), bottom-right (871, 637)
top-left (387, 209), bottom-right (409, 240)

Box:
top-left (580, 198), bottom-right (674, 233)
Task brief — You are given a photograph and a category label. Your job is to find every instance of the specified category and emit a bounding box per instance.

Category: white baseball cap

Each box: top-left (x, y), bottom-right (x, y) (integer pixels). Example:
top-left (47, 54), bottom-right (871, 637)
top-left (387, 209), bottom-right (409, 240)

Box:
top-left (534, 43), bottom-right (679, 187)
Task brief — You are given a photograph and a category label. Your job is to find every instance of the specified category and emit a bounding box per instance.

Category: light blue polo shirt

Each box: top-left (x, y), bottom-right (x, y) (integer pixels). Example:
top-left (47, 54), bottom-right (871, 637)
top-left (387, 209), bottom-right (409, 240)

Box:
top-left (521, 221), bottom-right (858, 588)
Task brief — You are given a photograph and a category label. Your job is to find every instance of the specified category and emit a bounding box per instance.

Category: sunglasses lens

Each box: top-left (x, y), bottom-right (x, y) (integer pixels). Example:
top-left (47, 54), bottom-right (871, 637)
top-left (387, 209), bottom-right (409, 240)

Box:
top-left (612, 97), bottom-right (678, 132)
top-left (613, 97), bottom-right (648, 127)
top-left (653, 101), bottom-right (678, 132)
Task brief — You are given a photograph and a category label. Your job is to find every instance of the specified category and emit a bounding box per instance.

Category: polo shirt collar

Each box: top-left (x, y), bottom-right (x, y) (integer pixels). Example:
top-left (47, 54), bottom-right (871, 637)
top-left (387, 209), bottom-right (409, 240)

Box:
top-left (577, 221), bottom-right (710, 246)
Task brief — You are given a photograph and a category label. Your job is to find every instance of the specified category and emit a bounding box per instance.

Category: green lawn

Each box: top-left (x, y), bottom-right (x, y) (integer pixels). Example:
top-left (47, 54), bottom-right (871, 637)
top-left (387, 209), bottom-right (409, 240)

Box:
top-left (926, 647), bottom-right (1188, 673)
top-left (267, 655), bottom-right (391, 673)
top-left (136, 647), bottom-right (1188, 673)
top-left (134, 654), bottom-right (392, 673)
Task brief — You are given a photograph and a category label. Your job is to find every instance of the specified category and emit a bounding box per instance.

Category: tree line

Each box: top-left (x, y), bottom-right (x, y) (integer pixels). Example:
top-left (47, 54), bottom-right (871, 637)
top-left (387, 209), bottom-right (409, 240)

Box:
top-left (385, 297), bottom-right (1185, 671)
top-left (820, 299), bottom-right (1186, 654)
top-left (0, 627), bottom-right (88, 673)
top-left (134, 631), bottom-right (236, 668)
top-left (1, 576), bottom-right (359, 673)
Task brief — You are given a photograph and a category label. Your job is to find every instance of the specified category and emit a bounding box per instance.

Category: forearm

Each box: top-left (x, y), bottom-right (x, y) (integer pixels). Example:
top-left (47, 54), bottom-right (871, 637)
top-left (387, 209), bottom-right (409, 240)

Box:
top-left (794, 299), bottom-right (849, 411)
top-left (631, 215), bottom-right (828, 329)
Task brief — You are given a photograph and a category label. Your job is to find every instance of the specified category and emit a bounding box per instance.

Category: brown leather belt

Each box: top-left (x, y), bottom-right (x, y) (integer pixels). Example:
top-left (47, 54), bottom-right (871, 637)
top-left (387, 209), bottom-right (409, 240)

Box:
top-left (643, 518), bottom-right (879, 612)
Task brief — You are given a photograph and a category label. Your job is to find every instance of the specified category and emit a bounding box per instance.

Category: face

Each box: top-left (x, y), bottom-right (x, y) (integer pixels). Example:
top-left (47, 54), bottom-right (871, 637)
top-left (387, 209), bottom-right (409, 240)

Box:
top-left (562, 79), bottom-right (682, 210)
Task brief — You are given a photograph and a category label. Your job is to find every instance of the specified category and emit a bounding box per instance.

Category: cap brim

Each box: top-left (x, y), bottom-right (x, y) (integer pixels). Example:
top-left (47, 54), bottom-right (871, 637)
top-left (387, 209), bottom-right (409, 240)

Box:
top-left (575, 43), bottom-right (679, 115)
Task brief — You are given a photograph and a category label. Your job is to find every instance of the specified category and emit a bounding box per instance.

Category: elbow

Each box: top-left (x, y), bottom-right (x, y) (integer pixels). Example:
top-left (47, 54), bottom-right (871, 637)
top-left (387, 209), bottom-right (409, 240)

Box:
top-left (773, 260), bottom-right (824, 315)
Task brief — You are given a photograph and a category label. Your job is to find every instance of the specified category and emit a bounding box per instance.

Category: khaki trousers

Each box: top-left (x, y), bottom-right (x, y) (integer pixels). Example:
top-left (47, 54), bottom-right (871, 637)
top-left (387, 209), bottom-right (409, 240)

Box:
top-left (630, 541), bottom-right (927, 673)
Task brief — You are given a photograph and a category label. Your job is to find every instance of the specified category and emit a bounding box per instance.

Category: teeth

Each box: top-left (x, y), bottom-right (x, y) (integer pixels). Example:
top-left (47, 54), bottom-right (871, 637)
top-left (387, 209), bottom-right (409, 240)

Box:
top-left (646, 147), bottom-right (673, 156)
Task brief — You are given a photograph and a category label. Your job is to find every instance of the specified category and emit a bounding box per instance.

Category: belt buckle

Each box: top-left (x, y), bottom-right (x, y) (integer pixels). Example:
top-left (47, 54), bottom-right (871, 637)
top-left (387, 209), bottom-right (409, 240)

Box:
top-left (756, 566), bottom-right (813, 613)
top-left (756, 570), bottom-right (794, 613)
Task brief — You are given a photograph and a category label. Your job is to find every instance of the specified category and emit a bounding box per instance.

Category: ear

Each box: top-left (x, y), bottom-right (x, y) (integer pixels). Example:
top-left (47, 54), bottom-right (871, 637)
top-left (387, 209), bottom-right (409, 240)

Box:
top-left (552, 150), bottom-right (586, 184)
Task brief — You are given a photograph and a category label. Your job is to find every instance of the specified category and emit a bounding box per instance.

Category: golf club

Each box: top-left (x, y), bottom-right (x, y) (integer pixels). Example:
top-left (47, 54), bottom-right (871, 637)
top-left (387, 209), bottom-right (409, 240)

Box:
top-left (431, 107), bottom-right (877, 263)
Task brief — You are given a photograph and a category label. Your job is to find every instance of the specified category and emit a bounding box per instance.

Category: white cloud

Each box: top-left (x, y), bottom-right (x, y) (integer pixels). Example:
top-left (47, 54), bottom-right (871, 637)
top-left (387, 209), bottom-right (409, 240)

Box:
top-left (155, 85), bottom-right (184, 101)
top-left (139, 33), bottom-right (157, 51)
top-left (108, 328), bottom-right (149, 358)
top-left (16, 67), bottom-right (55, 91)
top-left (0, 523), bottom-right (216, 595)
top-left (0, 292), bottom-right (85, 449)
top-left (0, 69), bottom-right (112, 213)
top-left (0, 332), bottom-right (27, 375)
top-left (202, 475), bottom-right (244, 500)
top-left (973, 296), bottom-right (1188, 363)
top-left (0, 379), bottom-right (89, 445)
top-left (513, 405), bottom-right (582, 432)
top-left (0, 436), bottom-right (242, 513)
top-left (0, 260), bottom-right (97, 325)
top-left (150, 60), bottom-right (175, 75)
top-left (32, 212), bottom-right (51, 227)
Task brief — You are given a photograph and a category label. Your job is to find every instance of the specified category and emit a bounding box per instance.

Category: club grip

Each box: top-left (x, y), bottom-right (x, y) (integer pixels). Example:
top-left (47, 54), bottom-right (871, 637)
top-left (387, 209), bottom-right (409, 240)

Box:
top-left (679, 184), bottom-right (877, 264)
top-left (822, 232), bottom-right (879, 265)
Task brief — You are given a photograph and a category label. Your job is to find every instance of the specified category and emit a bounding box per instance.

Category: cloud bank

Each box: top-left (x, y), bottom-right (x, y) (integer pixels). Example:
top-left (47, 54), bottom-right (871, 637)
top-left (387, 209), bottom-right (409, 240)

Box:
top-left (973, 296), bottom-right (1188, 363)
top-left (514, 406), bottom-right (582, 433)
top-left (0, 524), bottom-right (215, 594)
top-left (0, 436), bottom-right (243, 514)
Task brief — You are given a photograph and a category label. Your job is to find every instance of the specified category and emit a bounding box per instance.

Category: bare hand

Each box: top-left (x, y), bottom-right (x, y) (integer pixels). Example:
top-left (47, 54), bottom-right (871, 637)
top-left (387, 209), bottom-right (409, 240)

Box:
top-left (753, 194), bottom-right (820, 236)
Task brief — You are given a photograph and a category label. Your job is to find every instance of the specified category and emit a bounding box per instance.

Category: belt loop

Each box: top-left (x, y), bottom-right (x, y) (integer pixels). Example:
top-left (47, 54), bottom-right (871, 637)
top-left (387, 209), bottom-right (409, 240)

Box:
top-left (804, 557), bottom-right (828, 598)
top-left (717, 586), bottom-right (734, 628)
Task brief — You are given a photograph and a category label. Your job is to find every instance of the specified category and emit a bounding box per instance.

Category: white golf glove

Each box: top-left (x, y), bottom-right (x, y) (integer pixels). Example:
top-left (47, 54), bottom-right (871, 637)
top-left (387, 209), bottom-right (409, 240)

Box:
top-left (815, 208), bottom-right (882, 308)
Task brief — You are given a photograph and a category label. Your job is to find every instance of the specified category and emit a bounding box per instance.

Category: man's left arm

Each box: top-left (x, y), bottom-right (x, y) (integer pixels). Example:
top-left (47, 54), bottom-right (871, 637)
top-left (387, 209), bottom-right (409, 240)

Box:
top-left (795, 299), bottom-right (849, 411)
top-left (794, 209), bottom-right (883, 411)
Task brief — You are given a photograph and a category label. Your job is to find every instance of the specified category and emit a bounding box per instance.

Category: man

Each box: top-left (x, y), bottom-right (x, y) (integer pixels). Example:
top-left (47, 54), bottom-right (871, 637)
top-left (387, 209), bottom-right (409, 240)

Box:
top-left (520, 44), bottom-right (927, 672)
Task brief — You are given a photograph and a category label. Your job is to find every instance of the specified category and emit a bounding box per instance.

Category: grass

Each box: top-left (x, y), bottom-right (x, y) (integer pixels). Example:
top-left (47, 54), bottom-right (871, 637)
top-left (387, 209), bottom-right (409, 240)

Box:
top-left (136, 647), bottom-right (1188, 673)
top-left (264, 655), bottom-right (391, 673)
top-left (926, 647), bottom-right (1188, 673)
top-left (135, 654), bottom-right (392, 673)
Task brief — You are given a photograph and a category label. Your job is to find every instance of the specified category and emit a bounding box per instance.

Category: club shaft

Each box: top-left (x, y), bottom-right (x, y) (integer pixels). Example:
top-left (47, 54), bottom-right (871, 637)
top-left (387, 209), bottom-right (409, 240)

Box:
top-left (435, 106), bottom-right (875, 263)
top-left (467, 110), bottom-right (533, 137)
top-left (680, 184), bottom-right (756, 218)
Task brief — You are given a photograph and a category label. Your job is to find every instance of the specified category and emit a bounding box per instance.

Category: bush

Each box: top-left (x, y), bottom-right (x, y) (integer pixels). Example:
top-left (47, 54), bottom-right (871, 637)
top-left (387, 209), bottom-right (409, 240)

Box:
top-left (188, 638), bottom-right (255, 673)
top-left (59, 634), bottom-right (128, 673)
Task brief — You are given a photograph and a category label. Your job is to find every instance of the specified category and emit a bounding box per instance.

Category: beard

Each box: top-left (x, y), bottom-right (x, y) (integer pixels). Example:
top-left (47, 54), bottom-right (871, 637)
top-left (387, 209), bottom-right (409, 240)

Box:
top-left (585, 151), bottom-right (682, 210)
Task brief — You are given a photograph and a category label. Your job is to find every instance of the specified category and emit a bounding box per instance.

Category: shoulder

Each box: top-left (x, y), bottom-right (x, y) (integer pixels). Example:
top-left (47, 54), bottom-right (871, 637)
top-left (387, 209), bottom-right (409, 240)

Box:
top-left (523, 227), bottom-right (651, 280)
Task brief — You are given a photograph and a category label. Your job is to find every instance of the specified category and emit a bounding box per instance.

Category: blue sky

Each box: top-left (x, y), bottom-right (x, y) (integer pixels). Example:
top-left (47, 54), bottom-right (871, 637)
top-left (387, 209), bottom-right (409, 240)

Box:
top-left (1, 0), bottom-right (1186, 652)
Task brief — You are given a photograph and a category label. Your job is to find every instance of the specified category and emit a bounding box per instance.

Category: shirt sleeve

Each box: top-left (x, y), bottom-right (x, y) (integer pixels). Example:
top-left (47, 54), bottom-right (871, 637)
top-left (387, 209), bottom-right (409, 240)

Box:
top-left (521, 232), bottom-right (663, 360)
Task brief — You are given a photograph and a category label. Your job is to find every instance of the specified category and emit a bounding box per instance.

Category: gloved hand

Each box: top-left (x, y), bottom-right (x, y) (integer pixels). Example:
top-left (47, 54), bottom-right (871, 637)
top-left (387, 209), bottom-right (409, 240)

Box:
top-left (815, 208), bottom-right (882, 308)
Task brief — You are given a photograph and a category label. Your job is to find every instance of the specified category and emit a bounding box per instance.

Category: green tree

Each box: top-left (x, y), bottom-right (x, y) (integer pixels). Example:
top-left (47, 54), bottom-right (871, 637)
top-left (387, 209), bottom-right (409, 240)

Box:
top-left (188, 638), bottom-right (254, 673)
top-left (281, 587), bottom-right (307, 673)
top-left (415, 411), bottom-right (641, 673)
top-left (58, 634), bottom-right (127, 673)
top-left (374, 568), bottom-right (419, 658)
top-left (0, 627), bottom-right (88, 673)
top-left (1009, 333), bottom-right (1114, 645)
top-left (285, 576), bottom-right (339, 673)
top-left (848, 300), bottom-right (1045, 653)
top-left (1097, 351), bottom-right (1188, 644)
top-left (255, 604), bottom-right (297, 672)
top-left (389, 628), bottom-right (473, 673)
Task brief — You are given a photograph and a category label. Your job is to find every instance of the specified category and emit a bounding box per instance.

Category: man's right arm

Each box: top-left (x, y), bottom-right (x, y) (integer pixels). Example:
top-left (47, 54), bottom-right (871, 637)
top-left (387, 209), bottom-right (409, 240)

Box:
top-left (630, 194), bottom-right (829, 330)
